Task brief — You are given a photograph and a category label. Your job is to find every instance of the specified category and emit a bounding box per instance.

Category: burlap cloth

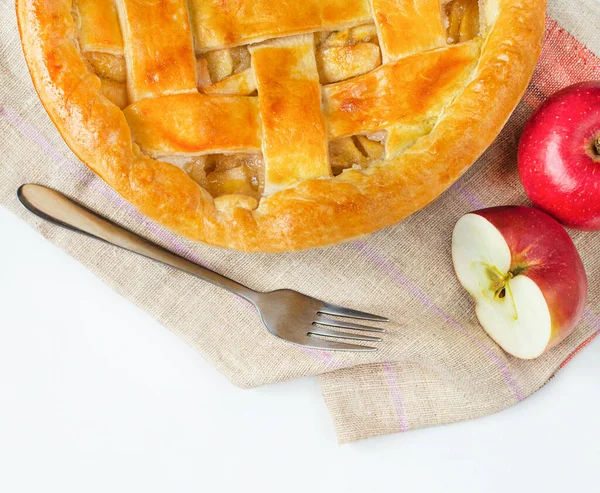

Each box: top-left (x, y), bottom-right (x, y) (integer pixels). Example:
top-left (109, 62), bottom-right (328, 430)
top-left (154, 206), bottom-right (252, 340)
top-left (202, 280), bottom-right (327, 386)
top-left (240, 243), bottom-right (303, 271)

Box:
top-left (1, 0), bottom-right (599, 444)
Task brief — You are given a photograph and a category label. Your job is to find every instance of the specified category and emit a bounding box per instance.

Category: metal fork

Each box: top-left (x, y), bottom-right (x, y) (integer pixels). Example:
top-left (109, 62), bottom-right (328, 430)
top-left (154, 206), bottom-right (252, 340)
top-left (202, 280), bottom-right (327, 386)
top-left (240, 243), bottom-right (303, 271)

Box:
top-left (17, 184), bottom-right (388, 351)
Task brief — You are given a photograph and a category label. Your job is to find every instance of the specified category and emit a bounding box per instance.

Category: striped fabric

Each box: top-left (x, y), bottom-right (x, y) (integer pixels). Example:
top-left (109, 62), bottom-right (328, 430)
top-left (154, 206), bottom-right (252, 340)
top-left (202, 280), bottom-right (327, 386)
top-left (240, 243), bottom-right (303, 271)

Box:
top-left (1, 1), bottom-right (598, 443)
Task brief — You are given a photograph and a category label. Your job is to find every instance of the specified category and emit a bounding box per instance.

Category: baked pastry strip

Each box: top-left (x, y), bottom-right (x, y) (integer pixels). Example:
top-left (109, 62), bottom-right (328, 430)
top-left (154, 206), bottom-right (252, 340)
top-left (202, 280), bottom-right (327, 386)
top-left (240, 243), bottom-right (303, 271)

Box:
top-left (323, 40), bottom-right (481, 156)
top-left (75, 0), bottom-right (123, 54)
top-left (115, 0), bottom-right (197, 102)
top-left (74, 0), bottom-right (127, 107)
top-left (370, 0), bottom-right (447, 62)
top-left (384, 121), bottom-right (437, 159)
top-left (250, 34), bottom-right (331, 194)
top-left (123, 40), bottom-right (480, 162)
top-left (123, 94), bottom-right (262, 157)
top-left (188, 0), bottom-right (372, 51)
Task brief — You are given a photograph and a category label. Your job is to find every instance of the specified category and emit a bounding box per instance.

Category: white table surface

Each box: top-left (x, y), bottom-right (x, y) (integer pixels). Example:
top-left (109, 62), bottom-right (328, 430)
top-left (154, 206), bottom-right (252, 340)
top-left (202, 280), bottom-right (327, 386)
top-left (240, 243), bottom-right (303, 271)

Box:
top-left (1, 207), bottom-right (599, 493)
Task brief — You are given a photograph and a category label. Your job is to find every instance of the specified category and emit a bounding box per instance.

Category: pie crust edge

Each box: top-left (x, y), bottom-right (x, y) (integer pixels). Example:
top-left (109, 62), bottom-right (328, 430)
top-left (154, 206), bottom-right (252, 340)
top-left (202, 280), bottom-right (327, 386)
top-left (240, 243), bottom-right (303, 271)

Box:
top-left (16, 0), bottom-right (547, 252)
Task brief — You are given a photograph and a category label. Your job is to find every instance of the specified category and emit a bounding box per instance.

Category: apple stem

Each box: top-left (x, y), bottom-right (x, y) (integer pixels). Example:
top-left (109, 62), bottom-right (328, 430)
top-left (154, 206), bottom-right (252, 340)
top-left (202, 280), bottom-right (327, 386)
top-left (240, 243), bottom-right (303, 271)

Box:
top-left (594, 136), bottom-right (600, 157)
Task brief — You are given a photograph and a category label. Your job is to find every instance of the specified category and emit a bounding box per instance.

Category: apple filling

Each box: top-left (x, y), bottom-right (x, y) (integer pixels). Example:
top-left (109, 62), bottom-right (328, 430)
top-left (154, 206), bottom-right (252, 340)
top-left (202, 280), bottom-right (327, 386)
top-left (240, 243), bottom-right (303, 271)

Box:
top-left (444, 0), bottom-right (481, 44)
top-left (330, 134), bottom-right (385, 176)
top-left (163, 132), bottom-right (384, 198)
top-left (83, 52), bottom-right (129, 109)
top-left (159, 153), bottom-right (263, 201)
top-left (81, 51), bottom-right (129, 109)
top-left (315, 24), bottom-right (382, 84)
top-left (72, 1), bottom-right (129, 109)
top-left (196, 46), bottom-right (257, 96)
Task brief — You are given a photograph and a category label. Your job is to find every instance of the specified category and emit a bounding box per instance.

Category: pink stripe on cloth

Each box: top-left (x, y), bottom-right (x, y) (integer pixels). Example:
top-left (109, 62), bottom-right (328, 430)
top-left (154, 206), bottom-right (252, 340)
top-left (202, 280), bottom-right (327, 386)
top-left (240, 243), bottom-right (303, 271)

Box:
top-left (354, 240), bottom-right (526, 402)
top-left (1, 106), bottom-right (95, 186)
top-left (524, 18), bottom-right (600, 108)
top-left (300, 347), bottom-right (345, 370)
top-left (383, 362), bottom-right (410, 432)
top-left (451, 182), bottom-right (486, 209)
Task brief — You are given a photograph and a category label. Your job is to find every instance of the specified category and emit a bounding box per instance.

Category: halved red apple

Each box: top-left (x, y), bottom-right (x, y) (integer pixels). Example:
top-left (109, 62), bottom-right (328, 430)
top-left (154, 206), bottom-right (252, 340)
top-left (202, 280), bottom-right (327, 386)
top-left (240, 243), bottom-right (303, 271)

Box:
top-left (452, 206), bottom-right (587, 359)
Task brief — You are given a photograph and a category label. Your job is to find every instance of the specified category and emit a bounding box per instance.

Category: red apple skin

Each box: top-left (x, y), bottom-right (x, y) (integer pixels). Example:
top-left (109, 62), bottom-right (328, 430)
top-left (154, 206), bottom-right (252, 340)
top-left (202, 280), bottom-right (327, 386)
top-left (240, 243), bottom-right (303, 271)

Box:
top-left (518, 81), bottom-right (600, 230)
top-left (474, 206), bottom-right (587, 351)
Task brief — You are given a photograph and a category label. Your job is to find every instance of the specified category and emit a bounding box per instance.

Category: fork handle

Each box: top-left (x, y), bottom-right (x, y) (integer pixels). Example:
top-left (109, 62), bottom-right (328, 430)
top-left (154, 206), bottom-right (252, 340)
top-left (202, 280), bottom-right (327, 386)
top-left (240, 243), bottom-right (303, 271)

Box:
top-left (17, 184), bottom-right (259, 303)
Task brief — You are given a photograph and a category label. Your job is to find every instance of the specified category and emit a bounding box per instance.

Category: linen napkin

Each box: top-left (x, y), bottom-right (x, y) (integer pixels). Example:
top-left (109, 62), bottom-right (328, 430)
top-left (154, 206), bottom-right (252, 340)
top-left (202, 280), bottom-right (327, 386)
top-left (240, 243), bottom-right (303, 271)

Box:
top-left (1, 0), bottom-right (598, 444)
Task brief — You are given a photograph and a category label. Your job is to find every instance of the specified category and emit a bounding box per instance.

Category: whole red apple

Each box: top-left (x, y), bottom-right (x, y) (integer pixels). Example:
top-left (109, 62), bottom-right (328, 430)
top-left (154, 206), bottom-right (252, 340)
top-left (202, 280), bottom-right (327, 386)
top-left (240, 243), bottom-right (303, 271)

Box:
top-left (452, 206), bottom-right (587, 359)
top-left (518, 81), bottom-right (600, 230)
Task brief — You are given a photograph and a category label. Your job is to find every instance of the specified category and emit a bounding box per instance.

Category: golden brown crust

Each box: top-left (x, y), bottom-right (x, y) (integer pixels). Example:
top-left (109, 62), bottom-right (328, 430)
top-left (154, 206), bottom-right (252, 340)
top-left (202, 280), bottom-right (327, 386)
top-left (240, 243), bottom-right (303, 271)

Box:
top-left (75, 0), bottom-right (123, 53)
top-left (123, 93), bottom-right (262, 156)
top-left (17, 0), bottom-right (546, 252)
top-left (323, 40), bottom-right (481, 139)
top-left (251, 35), bottom-right (331, 193)
top-left (188, 0), bottom-right (372, 51)
top-left (371, 0), bottom-right (446, 62)
top-left (117, 0), bottom-right (197, 102)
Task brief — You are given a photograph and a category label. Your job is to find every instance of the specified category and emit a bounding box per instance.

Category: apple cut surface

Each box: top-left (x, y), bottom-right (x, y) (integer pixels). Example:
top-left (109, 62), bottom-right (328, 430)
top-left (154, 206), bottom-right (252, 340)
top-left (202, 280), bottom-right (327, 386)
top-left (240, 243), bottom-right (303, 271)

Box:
top-left (453, 213), bottom-right (552, 359)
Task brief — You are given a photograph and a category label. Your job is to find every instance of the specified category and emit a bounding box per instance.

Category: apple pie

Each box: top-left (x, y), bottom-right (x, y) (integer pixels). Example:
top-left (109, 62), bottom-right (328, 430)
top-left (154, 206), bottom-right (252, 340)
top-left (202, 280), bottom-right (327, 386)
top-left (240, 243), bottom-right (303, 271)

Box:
top-left (17, 0), bottom-right (545, 251)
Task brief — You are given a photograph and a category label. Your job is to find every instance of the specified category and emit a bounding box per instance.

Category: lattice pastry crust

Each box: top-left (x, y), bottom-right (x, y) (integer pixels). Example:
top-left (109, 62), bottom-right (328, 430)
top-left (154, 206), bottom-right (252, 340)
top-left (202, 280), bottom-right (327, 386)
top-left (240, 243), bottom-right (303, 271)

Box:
top-left (17, 0), bottom-right (546, 251)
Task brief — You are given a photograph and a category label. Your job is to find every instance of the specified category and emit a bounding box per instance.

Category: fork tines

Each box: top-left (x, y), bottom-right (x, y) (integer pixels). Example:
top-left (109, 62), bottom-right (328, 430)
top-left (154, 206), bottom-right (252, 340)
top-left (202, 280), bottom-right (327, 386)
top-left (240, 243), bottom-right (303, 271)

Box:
top-left (305, 304), bottom-right (389, 352)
